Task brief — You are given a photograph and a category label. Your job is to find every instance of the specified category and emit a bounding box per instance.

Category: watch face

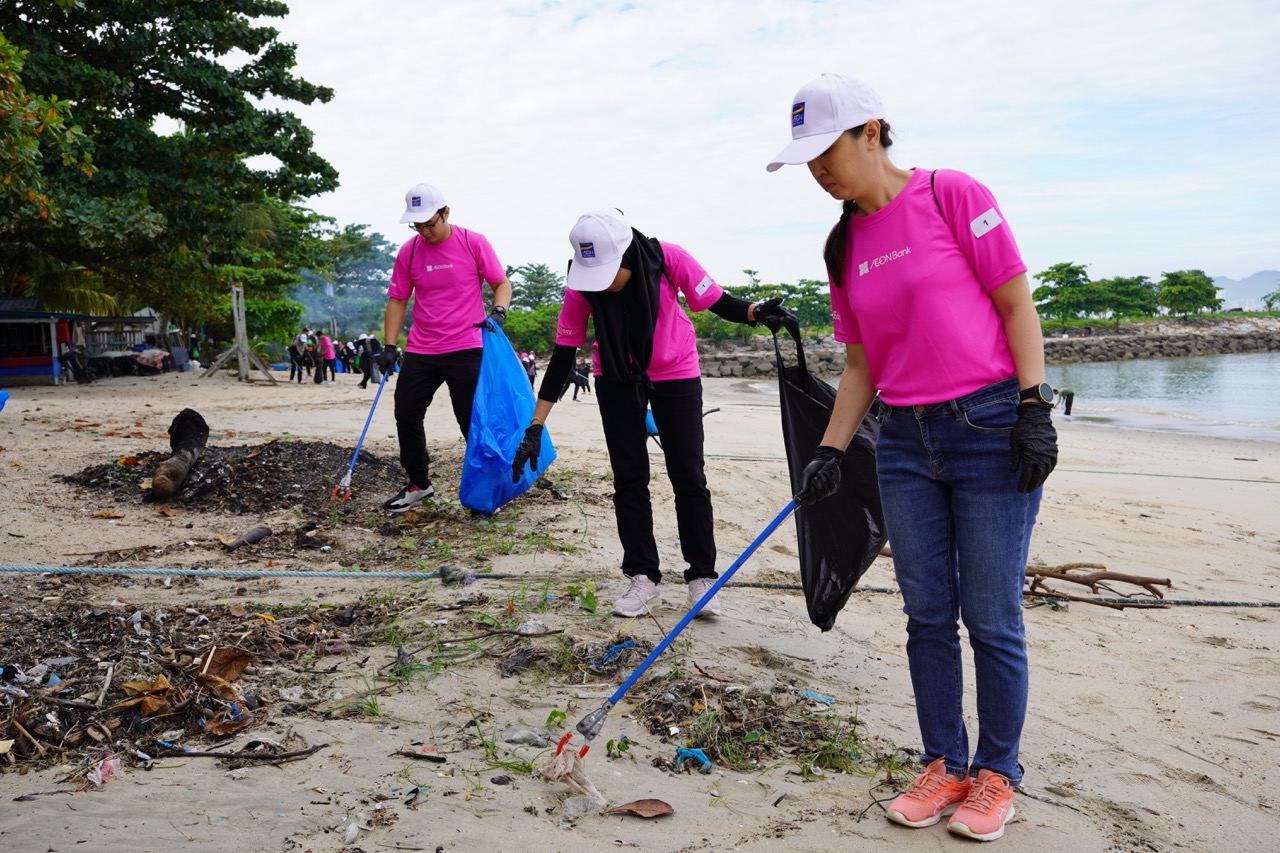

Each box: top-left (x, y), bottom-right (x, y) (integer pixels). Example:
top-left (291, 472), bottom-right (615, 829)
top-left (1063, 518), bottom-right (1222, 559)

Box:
top-left (1037, 383), bottom-right (1053, 404)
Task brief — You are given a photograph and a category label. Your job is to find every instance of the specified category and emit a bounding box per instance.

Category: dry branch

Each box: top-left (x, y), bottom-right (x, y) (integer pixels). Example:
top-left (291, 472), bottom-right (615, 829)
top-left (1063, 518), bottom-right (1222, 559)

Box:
top-left (1025, 563), bottom-right (1172, 610)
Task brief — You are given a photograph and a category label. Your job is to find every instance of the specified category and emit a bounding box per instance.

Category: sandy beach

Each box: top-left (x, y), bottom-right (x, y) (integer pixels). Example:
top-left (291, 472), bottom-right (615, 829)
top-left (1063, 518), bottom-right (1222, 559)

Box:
top-left (1, 367), bottom-right (1278, 852)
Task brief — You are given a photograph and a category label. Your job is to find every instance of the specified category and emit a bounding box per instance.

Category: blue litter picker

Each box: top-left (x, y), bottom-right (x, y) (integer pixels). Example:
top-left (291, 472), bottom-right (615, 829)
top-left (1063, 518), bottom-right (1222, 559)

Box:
top-left (553, 500), bottom-right (797, 761)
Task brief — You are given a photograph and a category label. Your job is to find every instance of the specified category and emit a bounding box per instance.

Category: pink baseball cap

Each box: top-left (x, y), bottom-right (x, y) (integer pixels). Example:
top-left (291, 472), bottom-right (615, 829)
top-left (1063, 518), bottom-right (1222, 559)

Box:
top-left (766, 73), bottom-right (884, 172)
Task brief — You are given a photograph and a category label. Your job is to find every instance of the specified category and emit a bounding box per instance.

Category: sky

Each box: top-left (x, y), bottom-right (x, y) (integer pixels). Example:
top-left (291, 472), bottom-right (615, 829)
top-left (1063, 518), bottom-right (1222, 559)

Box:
top-left (263, 0), bottom-right (1280, 288)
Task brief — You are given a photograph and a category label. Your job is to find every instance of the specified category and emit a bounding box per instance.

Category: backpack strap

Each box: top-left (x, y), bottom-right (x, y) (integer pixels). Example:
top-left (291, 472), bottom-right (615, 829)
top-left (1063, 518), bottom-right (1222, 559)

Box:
top-left (929, 169), bottom-right (959, 246)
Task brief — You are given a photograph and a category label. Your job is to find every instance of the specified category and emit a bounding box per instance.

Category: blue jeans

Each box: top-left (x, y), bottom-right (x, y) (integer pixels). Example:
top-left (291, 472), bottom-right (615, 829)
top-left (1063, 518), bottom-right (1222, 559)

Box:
top-left (876, 377), bottom-right (1040, 783)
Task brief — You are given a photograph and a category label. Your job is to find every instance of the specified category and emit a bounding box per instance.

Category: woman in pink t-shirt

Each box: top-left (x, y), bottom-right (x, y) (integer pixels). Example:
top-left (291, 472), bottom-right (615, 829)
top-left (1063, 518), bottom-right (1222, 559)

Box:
top-left (510, 209), bottom-right (794, 620)
top-left (768, 74), bottom-right (1059, 842)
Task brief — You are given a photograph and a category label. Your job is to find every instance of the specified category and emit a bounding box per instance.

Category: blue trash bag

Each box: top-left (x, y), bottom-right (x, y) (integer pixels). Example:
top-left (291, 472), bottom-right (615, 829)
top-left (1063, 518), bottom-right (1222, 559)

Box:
top-left (0, 389), bottom-right (8, 413)
top-left (458, 325), bottom-right (556, 515)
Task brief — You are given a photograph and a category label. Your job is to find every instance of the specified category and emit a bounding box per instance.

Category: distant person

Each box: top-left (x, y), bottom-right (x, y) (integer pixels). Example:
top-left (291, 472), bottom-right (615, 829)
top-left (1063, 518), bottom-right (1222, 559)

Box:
top-left (511, 209), bottom-right (794, 618)
top-left (768, 72), bottom-right (1058, 842)
top-left (376, 182), bottom-right (513, 513)
top-left (294, 327), bottom-right (312, 379)
top-left (316, 332), bottom-right (336, 384)
top-left (357, 334), bottom-right (383, 389)
top-left (287, 339), bottom-right (305, 383)
top-left (523, 353), bottom-right (537, 388)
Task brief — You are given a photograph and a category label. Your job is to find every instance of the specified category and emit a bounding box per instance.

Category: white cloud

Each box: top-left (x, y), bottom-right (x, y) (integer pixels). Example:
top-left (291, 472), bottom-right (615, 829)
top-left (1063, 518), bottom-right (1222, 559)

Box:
top-left (269, 0), bottom-right (1280, 285)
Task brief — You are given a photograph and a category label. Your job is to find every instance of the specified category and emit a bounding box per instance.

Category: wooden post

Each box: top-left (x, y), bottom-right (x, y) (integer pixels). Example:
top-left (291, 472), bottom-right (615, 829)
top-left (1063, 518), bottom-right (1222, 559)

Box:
top-left (200, 286), bottom-right (279, 384)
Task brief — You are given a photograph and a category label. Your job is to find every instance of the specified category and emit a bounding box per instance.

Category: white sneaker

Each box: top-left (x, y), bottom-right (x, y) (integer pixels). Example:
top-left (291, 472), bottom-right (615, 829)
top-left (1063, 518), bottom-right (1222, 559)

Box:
top-left (687, 577), bottom-right (722, 617)
top-left (612, 575), bottom-right (660, 617)
top-left (381, 483), bottom-right (435, 513)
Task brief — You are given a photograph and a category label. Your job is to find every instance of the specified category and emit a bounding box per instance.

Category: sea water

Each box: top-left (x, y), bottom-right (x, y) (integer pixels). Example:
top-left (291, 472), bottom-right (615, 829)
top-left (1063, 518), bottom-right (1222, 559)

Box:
top-left (753, 351), bottom-right (1280, 443)
top-left (1046, 351), bottom-right (1280, 442)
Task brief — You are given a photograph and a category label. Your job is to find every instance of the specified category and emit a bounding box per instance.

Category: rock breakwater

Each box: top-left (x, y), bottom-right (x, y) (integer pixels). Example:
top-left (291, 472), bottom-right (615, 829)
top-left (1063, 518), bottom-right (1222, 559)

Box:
top-left (698, 317), bottom-right (1280, 378)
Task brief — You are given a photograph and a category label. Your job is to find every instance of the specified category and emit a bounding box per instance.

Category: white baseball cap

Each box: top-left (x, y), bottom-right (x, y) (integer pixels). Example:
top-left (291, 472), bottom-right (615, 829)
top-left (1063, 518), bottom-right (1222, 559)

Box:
top-left (566, 209), bottom-right (633, 292)
top-left (766, 73), bottom-right (884, 172)
top-left (399, 183), bottom-right (447, 223)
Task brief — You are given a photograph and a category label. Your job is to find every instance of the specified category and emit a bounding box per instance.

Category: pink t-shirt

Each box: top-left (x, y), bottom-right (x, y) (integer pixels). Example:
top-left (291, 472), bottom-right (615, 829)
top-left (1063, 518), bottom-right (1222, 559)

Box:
top-left (831, 168), bottom-right (1027, 405)
top-left (554, 241), bottom-right (723, 381)
top-left (388, 226), bottom-right (506, 355)
top-left (319, 335), bottom-right (335, 360)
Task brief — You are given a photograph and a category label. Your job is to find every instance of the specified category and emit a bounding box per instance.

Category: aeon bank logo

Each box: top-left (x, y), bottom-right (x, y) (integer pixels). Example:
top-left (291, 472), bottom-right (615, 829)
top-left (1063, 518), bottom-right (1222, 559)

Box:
top-left (858, 246), bottom-right (911, 276)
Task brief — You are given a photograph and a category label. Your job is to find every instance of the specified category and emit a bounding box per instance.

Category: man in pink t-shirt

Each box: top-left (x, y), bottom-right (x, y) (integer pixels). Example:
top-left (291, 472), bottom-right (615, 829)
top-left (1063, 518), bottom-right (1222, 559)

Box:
top-left (313, 332), bottom-right (336, 384)
top-left (510, 209), bottom-right (795, 619)
top-left (378, 182), bottom-right (513, 513)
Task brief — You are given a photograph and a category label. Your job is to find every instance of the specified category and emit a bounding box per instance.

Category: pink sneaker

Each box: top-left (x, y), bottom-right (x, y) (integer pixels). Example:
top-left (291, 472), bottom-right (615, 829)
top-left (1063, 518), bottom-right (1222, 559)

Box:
top-left (885, 758), bottom-right (972, 828)
top-left (948, 768), bottom-right (1016, 841)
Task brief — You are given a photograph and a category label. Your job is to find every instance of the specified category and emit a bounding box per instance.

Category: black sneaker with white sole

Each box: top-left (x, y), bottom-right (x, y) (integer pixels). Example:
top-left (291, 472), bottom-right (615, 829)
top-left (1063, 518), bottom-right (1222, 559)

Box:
top-left (382, 484), bottom-right (435, 513)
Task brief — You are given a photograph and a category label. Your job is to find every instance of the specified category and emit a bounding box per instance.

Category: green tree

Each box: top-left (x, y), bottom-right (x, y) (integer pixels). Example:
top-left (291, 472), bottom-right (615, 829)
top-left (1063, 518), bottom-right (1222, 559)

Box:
top-left (1, 0), bottom-right (337, 335)
top-left (507, 262), bottom-right (565, 310)
top-left (0, 30), bottom-right (95, 225)
top-left (1096, 275), bottom-right (1157, 327)
top-left (294, 223), bottom-right (395, 340)
top-left (1156, 269), bottom-right (1221, 318)
top-left (1260, 283), bottom-right (1280, 312)
top-left (1032, 262), bottom-right (1093, 331)
top-left (503, 303), bottom-right (562, 355)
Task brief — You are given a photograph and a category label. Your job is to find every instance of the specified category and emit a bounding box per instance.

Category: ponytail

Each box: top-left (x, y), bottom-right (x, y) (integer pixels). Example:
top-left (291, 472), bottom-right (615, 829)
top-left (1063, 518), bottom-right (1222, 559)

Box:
top-left (823, 200), bottom-right (858, 288)
top-left (820, 121), bottom-right (894, 289)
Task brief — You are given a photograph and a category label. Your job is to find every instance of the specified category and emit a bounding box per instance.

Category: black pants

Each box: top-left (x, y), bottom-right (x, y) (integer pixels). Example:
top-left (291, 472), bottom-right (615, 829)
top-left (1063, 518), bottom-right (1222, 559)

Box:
top-left (314, 358), bottom-right (335, 383)
top-left (393, 349), bottom-right (482, 488)
top-left (596, 376), bottom-right (716, 584)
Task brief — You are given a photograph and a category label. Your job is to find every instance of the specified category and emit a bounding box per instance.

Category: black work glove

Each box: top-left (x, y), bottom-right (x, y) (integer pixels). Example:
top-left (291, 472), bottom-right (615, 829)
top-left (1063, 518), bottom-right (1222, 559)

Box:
top-left (795, 445), bottom-right (844, 505)
top-left (753, 297), bottom-right (798, 334)
top-left (1009, 402), bottom-right (1058, 492)
top-left (375, 343), bottom-right (398, 373)
top-left (473, 305), bottom-right (508, 330)
top-left (510, 422), bottom-right (543, 482)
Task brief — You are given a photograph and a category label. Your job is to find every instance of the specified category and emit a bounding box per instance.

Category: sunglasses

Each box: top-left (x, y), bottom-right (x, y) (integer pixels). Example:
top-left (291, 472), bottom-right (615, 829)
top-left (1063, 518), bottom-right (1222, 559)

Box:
top-left (409, 211), bottom-right (445, 231)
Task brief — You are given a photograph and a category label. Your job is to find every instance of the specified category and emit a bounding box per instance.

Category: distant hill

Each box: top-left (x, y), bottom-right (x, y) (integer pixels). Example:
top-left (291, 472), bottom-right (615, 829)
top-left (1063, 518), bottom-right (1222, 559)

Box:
top-left (1214, 270), bottom-right (1280, 309)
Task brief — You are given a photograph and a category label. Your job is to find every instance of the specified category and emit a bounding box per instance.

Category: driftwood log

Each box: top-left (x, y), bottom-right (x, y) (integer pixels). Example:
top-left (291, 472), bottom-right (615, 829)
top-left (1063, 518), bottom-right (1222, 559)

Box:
top-left (151, 409), bottom-right (209, 501)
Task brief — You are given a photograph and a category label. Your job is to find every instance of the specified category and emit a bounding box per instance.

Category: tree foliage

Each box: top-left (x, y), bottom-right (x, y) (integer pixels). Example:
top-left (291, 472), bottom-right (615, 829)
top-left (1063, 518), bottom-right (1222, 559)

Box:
top-left (507, 262), bottom-right (565, 310)
top-left (1156, 269), bottom-right (1221, 318)
top-left (0, 31), bottom-right (95, 224)
top-left (1263, 283), bottom-right (1280, 312)
top-left (1095, 275), bottom-right (1157, 326)
top-left (0, 0), bottom-right (337, 344)
top-left (1032, 262), bottom-right (1097, 330)
top-left (293, 223), bottom-right (396, 341)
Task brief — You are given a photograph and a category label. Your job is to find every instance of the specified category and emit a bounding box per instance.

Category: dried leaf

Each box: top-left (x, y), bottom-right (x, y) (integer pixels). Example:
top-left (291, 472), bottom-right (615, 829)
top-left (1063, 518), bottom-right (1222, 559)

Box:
top-left (247, 447), bottom-right (262, 458)
top-left (155, 506), bottom-right (183, 517)
top-left (603, 799), bottom-right (675, 819)
top-left (195, 672), bottom-right (239, 701)
top-left (140, 478), bottom-right (153, 490)
top-left (91, 509), bottom-right (125, 519)
top-left (198, 647), bottom-right (252, 682)
top-left (122, 673), bottom-right (171, 695)
top-left (115, 456), bottom-right (140, 465)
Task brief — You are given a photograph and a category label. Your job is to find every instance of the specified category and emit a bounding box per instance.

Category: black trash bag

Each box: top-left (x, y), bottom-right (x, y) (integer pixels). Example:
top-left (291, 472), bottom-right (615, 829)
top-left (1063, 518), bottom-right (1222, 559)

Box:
top-left (774, 322), bottom-right (887, 631)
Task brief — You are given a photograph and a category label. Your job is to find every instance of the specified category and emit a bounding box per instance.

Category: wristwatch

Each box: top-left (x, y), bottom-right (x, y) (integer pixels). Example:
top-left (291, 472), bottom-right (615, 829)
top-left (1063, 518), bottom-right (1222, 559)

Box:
top-left (1018, 382), bottom-right (1054, 405)
top-left (492, 305), bottom-right (508, 319)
